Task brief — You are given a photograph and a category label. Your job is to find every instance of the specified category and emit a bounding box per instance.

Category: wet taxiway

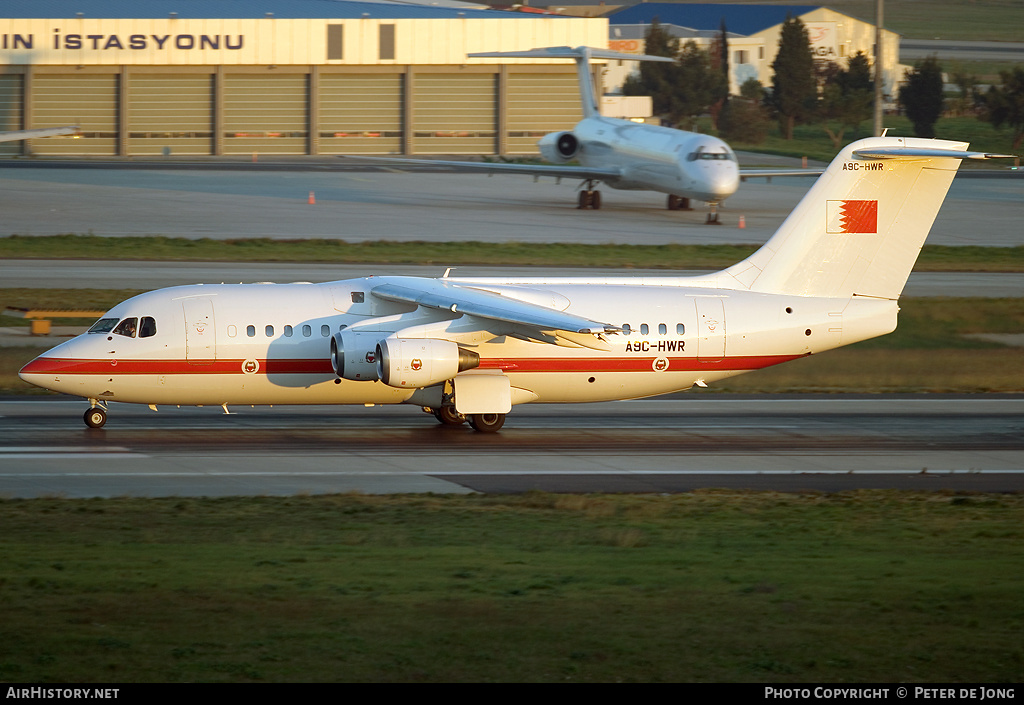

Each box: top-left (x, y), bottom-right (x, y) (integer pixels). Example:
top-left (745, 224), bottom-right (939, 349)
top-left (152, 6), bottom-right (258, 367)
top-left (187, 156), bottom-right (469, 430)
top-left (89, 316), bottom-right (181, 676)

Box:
top-left (1, 396), bottom-right (1021, 497)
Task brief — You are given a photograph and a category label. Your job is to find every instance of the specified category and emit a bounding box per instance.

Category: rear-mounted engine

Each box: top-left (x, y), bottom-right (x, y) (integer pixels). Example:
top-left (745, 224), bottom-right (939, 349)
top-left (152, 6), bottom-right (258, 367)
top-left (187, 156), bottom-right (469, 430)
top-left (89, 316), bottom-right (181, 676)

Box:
top-left (376, 337), bottom-right (480, 388)
top-left (538, 131), bottom-right (580, 162)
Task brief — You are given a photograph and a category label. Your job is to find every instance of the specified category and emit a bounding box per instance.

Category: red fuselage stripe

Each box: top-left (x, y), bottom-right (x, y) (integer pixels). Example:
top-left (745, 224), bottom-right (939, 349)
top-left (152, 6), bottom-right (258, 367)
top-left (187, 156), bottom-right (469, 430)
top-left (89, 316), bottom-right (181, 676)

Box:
top-left (22, 354), bottom-right (803, 376)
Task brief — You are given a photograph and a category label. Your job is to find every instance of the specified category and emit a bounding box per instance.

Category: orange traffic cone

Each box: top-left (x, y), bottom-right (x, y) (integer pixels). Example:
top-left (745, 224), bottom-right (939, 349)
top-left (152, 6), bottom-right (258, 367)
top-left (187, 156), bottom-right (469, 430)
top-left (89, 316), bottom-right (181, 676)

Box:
top-left (738, 215), bottom-right (746, 229)
top-left (308, 191), bottom-right (316, 205)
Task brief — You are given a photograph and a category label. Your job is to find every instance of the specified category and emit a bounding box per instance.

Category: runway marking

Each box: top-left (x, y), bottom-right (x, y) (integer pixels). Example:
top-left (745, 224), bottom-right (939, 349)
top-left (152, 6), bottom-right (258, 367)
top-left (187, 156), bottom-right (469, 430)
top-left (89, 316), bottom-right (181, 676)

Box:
top-left (0, 469), bottom-right (1020, 477)
top-left (0, 446), bottom-right (141, 460)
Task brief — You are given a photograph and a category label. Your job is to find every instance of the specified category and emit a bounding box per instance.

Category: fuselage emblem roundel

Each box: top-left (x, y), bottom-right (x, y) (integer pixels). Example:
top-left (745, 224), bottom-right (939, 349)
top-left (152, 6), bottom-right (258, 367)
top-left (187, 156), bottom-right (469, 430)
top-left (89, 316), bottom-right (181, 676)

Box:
top-left (242, 359), bottom-right (260, 374)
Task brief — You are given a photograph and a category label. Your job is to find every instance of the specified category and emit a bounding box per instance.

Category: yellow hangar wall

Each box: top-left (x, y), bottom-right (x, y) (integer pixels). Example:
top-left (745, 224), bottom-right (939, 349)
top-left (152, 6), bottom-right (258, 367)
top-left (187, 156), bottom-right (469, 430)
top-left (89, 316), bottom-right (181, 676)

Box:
top-left (0, 17), bottom-right (607, 156)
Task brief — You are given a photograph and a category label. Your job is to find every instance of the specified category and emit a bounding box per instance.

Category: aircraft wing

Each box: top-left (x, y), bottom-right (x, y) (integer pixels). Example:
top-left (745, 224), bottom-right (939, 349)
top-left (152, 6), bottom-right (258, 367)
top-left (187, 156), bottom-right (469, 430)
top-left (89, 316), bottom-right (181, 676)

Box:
top-left (371, 278), bottom-right (621, 343)
top-left (740, 167), bottom-right (824, 180)
top-left (0, 126), bottom-right (79, 143)
top-left (342, 155), bottom-right (622, 181)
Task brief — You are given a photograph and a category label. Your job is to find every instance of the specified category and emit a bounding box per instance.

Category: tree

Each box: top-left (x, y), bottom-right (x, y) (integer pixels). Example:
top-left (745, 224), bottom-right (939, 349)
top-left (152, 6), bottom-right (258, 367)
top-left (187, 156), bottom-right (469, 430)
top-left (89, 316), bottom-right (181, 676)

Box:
top-left (708, 19), bottom-right (731, 131)
top-left (720, 79), bottom-right (771, 144)
top-left (818, 52), bottom-right (874, 148)
top-left (623, 25), bottom-right (726, 129)
top-left (622, 19), bottom-right (680, 120)
top-left (980, 66), bottom-right (1024, 150)
top-left (770, 15), bottom-right (816, 140)
top-left (899, 56), bottom-right (945, 138)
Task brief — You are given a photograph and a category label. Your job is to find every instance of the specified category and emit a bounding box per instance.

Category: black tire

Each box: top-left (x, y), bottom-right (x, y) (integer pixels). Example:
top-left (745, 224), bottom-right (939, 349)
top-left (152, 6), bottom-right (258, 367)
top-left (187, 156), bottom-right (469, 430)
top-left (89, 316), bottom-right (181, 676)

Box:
top-left (84, 407), bottom-right (107, 429)
top-left (591, 190), bottom-right (601, 210)
top-left (577, 190), bottom-right (591, 209)
top-left (433, 406), bottom-right (466, 426)
top-left (468, 413), bottom-right (505, 433)
top-left (667, 194), bottom-right (681, 210)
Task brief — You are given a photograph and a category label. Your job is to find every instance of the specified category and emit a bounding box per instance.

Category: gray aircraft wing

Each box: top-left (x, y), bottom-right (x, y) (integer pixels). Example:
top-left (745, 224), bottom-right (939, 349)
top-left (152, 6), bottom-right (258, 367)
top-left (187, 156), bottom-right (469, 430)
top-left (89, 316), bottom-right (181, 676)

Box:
top-left (370, 277), bottom-right (620, 350)
top-left (341, 155), bottom-right (621, 181)
top-left (0, 126), bottom-right (79, 143)
top-left (740, 168), bottom-right (825, 180)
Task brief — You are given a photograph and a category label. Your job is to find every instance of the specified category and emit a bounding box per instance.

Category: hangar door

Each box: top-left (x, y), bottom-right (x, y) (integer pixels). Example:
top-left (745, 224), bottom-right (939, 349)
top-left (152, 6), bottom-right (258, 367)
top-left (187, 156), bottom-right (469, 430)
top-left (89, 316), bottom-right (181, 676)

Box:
top-left (31, 74), bottom-right (118, 156)
top-left (506, 72), bottom-right (581, 155)
top-left (223, 74), bottom-right (308, 154)
top-left (319, 73), bottom-right (403, 154)
top-left (0, 75), bottom-right (22, 156)
top-left (412, 73), bottom-right (496, 154)
top-left (128, 74), bottom-right (214, 155)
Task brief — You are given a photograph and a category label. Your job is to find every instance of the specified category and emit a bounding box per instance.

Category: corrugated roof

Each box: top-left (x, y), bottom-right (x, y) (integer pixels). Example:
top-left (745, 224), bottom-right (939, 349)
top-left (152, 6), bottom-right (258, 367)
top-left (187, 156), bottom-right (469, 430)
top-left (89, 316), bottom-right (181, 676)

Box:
top-left (607, 3), bottom-right (823, 36)
top-left (2, 0), bottom-right (535, 20)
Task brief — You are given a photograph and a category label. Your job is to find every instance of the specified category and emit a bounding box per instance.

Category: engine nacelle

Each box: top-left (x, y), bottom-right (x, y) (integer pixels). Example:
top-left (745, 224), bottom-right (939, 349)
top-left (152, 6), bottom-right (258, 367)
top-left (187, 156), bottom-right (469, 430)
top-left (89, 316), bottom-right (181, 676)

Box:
top-left (376, 337), bottom-right (480, 389)
top-left (538, 131), bottom-right (580, 163)
top-left (331, 330), bottom-right (380, 381)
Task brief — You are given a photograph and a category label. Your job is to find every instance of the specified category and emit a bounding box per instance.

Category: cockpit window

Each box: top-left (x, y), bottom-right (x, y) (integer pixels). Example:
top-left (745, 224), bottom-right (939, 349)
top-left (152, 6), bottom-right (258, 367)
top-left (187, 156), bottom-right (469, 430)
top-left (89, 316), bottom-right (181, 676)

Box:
top-left (139, 316), bottom-right (157, 338)
top-left (88, 317), bottom-right (120, 334)
top-left (687, 147), bottom-right (735, 162)
top-left (112, 317), bottom-right (138, 338)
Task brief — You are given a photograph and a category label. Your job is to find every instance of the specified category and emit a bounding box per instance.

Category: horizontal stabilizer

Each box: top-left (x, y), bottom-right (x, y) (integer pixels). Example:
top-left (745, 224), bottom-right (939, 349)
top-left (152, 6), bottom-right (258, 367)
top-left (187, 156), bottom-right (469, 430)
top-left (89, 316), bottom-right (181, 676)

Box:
top-left (469, 46), bottom-right (674, 63)
top-left (852, 146), bottom-right (1016, 160)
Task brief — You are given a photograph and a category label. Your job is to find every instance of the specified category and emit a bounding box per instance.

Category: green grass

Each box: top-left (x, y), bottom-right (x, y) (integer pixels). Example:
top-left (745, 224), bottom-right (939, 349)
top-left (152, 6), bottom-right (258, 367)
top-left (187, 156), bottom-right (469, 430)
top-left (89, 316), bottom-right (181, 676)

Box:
top-left (3, 237), bottom-right (1024, 271)
top-left (729, 116), bottom-right (1023, 165)
top-left (0, 492), bottom-right (1021, 682)
top-left (3, 296), bottom-right (1022, 395)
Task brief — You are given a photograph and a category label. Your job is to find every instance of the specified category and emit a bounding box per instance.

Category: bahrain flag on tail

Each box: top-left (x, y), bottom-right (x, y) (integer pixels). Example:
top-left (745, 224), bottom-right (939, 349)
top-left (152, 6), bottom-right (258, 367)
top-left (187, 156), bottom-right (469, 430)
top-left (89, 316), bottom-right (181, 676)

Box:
top-left (826, 200), bottom-right (877, 233)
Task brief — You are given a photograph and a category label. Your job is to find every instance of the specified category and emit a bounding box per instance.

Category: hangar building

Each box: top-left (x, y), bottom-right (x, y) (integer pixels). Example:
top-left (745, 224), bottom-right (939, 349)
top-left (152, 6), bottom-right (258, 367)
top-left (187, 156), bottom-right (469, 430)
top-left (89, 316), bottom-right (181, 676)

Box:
top-left (0, 0), bottom-right (607, 156)
top-left (603, 3), bottom-right (901, 99)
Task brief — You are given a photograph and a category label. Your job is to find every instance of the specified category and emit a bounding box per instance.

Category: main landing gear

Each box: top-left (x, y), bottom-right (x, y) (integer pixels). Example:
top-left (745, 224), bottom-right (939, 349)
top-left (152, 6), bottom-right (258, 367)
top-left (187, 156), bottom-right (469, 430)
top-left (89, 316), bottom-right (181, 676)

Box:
top-left (577, 180), bottom-right (601, 210)
top-left (667, 194), bottom-right (692, 211)
top-left (425, 383), bottom-right (505, 432)
top-left (83, 403), bottom-right (107, 429)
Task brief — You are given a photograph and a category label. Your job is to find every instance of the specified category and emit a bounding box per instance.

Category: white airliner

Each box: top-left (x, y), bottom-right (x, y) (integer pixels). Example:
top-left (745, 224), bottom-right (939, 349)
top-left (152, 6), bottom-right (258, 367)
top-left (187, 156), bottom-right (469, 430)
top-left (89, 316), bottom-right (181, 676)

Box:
top-left (354, 46), bottom-right (819, 222)
top-left (0, 126), bottom-right (79, 143)
top-left (19, 136), bottom-right (1010, 432)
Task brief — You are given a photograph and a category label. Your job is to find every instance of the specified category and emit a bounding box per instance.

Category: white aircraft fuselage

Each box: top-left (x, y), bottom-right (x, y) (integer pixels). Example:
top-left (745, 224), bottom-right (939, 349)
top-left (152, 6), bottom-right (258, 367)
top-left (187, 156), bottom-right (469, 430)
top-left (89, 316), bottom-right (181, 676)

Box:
top-left (20, 278), bottom-right (895, 408)
top-left (563, 115), bottom-right (739, 202)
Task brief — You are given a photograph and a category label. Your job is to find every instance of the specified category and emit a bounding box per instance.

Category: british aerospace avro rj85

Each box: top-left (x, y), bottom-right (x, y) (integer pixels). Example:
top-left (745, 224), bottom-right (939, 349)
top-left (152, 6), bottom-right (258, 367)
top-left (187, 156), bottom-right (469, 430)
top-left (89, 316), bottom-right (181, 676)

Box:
top-left (20, 136), bottom-right (1011, 431)
top-left (356, 46), bottom-right (820, 222)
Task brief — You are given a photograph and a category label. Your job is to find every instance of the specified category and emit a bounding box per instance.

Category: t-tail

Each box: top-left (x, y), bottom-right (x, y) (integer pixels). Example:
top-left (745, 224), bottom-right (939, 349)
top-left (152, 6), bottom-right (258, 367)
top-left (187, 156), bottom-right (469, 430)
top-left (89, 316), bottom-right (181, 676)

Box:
top-left (469, 46), bottom-right (674, 120)
top-left (721, 136), bottom-right (1013, 300)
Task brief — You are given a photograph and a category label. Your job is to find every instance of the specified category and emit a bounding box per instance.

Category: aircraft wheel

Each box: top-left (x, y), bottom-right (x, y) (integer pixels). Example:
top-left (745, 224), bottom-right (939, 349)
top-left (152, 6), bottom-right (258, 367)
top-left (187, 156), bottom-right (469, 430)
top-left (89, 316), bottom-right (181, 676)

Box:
top-left (468, 413), bottom-right (505, 433)
top-left (433, 406), bottom-right (466, 426)
top-left (591, 190), bottom-right (601, 210)
top-left (577, 190), bottom-right (591, 209)
top-left (84, 407), bottom-right (107, 429)
top-left (667, 194), bottom-right (681, 210)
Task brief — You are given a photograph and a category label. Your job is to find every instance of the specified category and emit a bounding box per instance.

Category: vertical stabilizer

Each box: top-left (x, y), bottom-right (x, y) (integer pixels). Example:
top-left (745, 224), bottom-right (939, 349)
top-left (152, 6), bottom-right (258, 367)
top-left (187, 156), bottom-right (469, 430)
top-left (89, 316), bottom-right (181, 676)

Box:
top-left (722, 137), bottom-right (1010, 300)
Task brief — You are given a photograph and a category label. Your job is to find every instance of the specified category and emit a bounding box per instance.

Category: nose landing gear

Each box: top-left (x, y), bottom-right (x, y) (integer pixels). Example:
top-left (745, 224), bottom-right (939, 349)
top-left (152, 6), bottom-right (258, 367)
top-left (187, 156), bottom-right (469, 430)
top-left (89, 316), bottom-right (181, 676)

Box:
top-left (706, 201), bottom-right (722, 224)
top-left (84, 403), bottom-right (107, 429)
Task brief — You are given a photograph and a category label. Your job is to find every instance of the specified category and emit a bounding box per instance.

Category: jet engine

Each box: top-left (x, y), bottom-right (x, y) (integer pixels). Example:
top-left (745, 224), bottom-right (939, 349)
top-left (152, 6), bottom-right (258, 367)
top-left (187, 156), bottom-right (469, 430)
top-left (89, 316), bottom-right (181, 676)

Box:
top-left (330, 330), bottom-right (380, 381)
top-left (538, 131), bottom-right (580, 163)
top-left (376, 337), bottom-right (480, 389)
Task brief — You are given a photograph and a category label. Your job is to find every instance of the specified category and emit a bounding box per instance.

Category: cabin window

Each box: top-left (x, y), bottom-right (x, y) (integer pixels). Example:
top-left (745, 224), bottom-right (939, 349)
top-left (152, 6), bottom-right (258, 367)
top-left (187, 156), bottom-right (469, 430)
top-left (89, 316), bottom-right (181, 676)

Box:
top-left (139, 316), bottom-right (157, 338)
top-left (112, 317), bottom-right (138, 338)
top-left (658, 323), bottom-right (667, 336)
top-left (302, 324), bottom-right (312, 337)
top-left (284, 325), bottom-right (293, 337)
top-left (265, 325), bottom-right (274, 337)
top-left (321, 324), bottom-right (330, 337)
top-left (247, 325), bottom-right (256, 337)
top-left (88, 318), bottom-right (119, 334)
top-left (228, 325), bottom-right (237, 338)
top-left (640, 324), bottom-right (649, 336)
top-left (677, 323), bottom-right (685, 335)
top-left (622, 324), bottom-right (631, 336)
